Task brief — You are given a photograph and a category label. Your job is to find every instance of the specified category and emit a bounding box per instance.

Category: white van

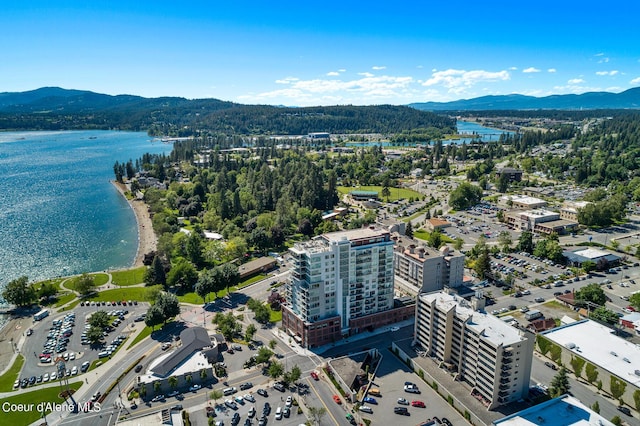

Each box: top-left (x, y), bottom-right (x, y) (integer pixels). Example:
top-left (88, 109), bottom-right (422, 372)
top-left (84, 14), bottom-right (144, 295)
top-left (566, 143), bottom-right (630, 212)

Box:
top-left (275, 406), bottom-right (282, 420)
top-left (223, 387), bottom-right (237, 396)
top-left (359, 405), bottom-right (373, 413)
top-left (98, 351), bottom-right (110, 358)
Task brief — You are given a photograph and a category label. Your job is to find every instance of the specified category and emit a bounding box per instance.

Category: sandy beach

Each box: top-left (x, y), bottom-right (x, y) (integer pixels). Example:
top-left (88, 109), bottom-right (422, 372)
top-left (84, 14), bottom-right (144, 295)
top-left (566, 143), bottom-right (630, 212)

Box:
top-left (0, 315), bottom-right (29, 377)
top-left (112, 180), bottom-right (157, 267)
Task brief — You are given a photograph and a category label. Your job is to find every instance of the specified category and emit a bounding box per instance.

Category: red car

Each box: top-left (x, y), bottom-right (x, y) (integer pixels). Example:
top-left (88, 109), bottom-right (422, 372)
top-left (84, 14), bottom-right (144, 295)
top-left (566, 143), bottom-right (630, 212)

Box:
top-left (411, 400), bottom-right (425, 408)
top-left (310, 371), bottom-right (319, 380)
top-left (333, 395), bottom-right (342, 405)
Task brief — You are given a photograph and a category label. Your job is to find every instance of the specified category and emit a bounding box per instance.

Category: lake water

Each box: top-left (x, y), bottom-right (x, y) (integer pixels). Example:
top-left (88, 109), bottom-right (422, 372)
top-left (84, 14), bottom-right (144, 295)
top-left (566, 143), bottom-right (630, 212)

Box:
top-left (0, 130), bottom-right (170, 305)
top-left (345, 120), bottom-right (513, 147)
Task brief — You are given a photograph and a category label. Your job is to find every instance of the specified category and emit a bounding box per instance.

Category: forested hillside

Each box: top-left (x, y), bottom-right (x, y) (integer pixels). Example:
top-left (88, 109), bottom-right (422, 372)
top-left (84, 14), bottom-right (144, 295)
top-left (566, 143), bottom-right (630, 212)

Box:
top-left (0, 87), bottom-right (455, 136)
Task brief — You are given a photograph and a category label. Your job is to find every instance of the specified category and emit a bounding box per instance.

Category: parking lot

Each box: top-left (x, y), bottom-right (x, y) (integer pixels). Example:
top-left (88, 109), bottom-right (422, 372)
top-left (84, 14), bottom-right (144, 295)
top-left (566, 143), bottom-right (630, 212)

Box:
top-left (18, 301), bottom-right (148, 388)
top-left (357, 348), bottom-right (464, 426)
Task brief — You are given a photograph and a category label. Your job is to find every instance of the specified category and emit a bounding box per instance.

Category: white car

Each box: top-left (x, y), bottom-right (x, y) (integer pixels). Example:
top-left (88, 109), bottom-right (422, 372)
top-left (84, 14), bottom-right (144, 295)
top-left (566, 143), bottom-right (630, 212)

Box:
top-left (71, 366), bottom-right (78, 375)
top-left (244, 394), bottom-right (255, 402)
top-left (359, 405), bottom-right (373, 414)
top-left (69, 352), bottom-right (75, 360)
top-left (390, 326), bottom-right (400, 332)
top-left (50, 372), bottom-right (57, 381)
top-left (285, 395), bottom-right (292, 407)
top-left (43, 373), bottom-right (50, 382)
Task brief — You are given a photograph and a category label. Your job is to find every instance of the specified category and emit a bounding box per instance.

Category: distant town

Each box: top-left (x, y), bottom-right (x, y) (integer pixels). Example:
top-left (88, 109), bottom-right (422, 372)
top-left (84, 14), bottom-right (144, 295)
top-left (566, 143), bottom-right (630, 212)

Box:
top-left (3, 107), bottom-right (640, 426)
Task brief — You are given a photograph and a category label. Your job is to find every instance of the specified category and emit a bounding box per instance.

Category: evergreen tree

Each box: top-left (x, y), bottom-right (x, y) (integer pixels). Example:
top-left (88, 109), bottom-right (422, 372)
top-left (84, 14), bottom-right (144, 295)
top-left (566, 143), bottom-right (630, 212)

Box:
top-left (549, 367), bottom-right (571, 398)
top-left (405, 221), bottom-right (414, 238)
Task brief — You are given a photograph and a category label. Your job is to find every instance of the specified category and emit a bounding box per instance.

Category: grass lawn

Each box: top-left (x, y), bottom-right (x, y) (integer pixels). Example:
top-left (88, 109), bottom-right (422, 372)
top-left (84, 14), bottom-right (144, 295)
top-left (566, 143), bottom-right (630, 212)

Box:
top-left (337, 185), bottom-right (422, 202)
top-left (269, 306), bottom-right (282, 323)
top-left (90, 272), bottom-right (110, 286)
top-left (127, 320), bottom-right (176, 350)
top-left (0, 354), bottom-right (24, 392)
top-left (53, 292), bottom-right (77, 308)
top-left (238, 274), bottom-right (269, 288)
top-left (1, 381), bottom-right (82, 425)
top-left (111, 267), bottom-right (146, 286)
top-left (86, 287), bottom-right (155, 303)
top-left (178, 275), bottom-right (269, 304)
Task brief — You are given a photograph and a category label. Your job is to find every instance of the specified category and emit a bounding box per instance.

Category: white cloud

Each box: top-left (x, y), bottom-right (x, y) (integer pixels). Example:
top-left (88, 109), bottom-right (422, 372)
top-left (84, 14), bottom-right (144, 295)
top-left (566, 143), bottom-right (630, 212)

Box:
top-left (598, 57), bottom-right (610, 64)
top-left (568, 78), bottom-right (585, 84)
top-left (595, 53), bottom-right (605, 56)
top-left (595, 70), bottom-right (619, 76)
top-left (509, 66), bottom-right (518, 71)
top-left (523, 67), bottom-right (541, 73)
top-left (631, 77), bottom-right (640, 85)
top-left (547, 68), bottom-right (557, 73)
top-left (372, 66), bottom-right (386, 70)
top-left (275, 77), bottom-right (299, 84)
top-left (358, 72), bottom-right (374, 78)
top-left (326, 71), bottom-right (340, 76)
top-left (422, 69), bottom-right (510, 91)
top-left (238, 74), bottom-right (417, 105)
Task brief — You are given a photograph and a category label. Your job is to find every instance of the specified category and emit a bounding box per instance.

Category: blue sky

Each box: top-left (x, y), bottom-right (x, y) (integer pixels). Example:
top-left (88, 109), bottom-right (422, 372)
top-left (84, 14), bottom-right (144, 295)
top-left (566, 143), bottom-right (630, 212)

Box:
top-left (2, 1), bottom-right (640, 106)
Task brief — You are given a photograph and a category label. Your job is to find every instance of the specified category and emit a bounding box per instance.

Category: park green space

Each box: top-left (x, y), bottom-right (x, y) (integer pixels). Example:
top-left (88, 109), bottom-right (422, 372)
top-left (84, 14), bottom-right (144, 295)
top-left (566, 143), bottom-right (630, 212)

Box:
top-left (110, 267), bottom-right (146, 286)
top-left (0, 381), bottom-right (82, 425)
top-left (337, 185), bottom-right (422, 202)
top-left (0, 354), bottom-right (25, 392)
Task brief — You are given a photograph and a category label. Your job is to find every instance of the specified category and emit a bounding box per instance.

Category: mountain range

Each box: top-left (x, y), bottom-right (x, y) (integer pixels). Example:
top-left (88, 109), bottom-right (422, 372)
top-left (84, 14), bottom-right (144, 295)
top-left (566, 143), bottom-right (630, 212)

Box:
top-left (2, 87), bottom-right (640, 114)
top-left (409, 87), bottom-right (640, 111)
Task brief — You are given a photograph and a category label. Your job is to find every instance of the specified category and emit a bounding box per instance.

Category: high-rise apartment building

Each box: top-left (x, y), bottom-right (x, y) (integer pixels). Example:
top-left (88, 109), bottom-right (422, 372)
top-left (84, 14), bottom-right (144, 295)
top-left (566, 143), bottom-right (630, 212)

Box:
top-left (394, 243), bottom-right (465, 294)
top-left (415, 292), bottom-right (534, 409)
top-left (282, 227), bottom-right (401, 348)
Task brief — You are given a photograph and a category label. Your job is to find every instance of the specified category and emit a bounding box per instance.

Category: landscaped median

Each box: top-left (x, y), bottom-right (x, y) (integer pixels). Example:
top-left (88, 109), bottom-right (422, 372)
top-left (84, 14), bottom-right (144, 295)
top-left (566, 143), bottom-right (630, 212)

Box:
top-left (0, 381), bottom-right (83, 425)
top-left (0, 354), bottom-right (25, 392)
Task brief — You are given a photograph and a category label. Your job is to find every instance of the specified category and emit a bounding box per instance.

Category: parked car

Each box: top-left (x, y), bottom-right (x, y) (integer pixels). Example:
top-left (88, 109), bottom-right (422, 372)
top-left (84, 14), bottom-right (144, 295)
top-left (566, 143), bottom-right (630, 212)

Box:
top-left (363, 396), bottom-right (377, 405)
top-left (394, 406), bottom-right (409, 416)
top-left (239, 382), bottom-right (253, 390)
top-left (397, 397), bottom-right (409, 405)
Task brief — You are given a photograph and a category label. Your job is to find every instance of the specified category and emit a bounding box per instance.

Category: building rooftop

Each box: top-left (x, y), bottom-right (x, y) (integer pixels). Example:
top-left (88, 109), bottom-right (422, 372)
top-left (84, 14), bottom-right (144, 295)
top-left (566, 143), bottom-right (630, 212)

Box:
top-left (572, 248), bottom-right (609, 259)
top-left (541, 319), bottom-right (640, 387)
top-left (322, 227), bottom-right (390, 243)
top-left (150, 327), bottom-right (213, 378)
top-left (421, 292), bottom-right (526, 346)
top-left (493, 394), bottom-right (613, 426)
top-left (501, 195), bottom-right (547, 206)
top-left (518, 209), bottom-right (559, 219)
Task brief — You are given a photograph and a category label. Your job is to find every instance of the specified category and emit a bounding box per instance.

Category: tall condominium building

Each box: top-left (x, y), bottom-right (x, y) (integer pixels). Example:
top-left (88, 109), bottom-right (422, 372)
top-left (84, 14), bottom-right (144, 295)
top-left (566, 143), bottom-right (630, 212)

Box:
top-left (282, 227), bottom-right (400, 348)
top-left (415, 292), bottom-right (534, 409)
top-left (394, 243), bottom-right (465, 294)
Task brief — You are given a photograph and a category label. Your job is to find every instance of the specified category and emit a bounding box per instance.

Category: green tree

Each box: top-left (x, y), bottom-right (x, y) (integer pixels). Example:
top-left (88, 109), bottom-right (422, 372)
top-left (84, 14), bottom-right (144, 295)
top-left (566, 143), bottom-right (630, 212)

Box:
top-left (200, 368), bottom-right (208, 381)
top-left (630, 292), bottom-right (640, 311)
top-left (74, 273), bottom-right (96, 296)
top-left (156, 292), bottom-right (181, 322)
top-left (186, 231), bottom-right (205, 267)
top-left (219, 263), bottom-right (240, 295)
top-left (253, 304), bottom-right (270, 324)
top-left (474, 247), bottom-right (491, 280)
top-left (168, 376), bottom-right (178, 389)
top-left (245, 323), bottom-right (257, 342)
top-left (405, 221), bottom-right (413, 238)
top-left (2, 276), bottom-right (37, 307)
top-left (153, 381), bottom-right (162, 395)
top-left (89, 310), bottom-right (111, 329)
top-left (448, 182), bottom-right (483, 210)
top-left (307, 406), bottom-right (327, 426)
top-left (454, 237), bottom-right (464, 250)
top-left (87, 325), bottom-right (105, 344)
top-left (498, 231), bottom-right (512, 252)
top-left (381, 186), bottom-right (391, 202)
top-left (185, 374), bottom-right (193, 385)
top-left (549, 343), bottom-right (563, 364)
top-left (145, 256), bottom-right (167, 286)
top-left (37, 281), bottom-right (58, 300)
top-left (144, 305), bottom-right (165, 330)
top-left (268, 361), bottom-right (284, 382)
top-left (575, 283), bottom-right (607, 306)
top-left (196, 268), bottom-right (220, 304)
top-left (610, 415), bottom-right (622, 426)
top-left (210, 389), bottom-right (223, 406)
top-left (585, 363), bottom-right (599, 384)
top-left (591, 401), bottom-right (600, 414)
top-left (590, 306), bottom-right (619, 325)
top-left (269, 339), bottom-right (277, 350)
top-left (570, 356), bottom-right (586, 379)
top-left (289, 365), bottom-right (302, 384)
top-left (633, 389), bottom-right (640, 412)
top-left (427, 230), bottom-right (443, 249)
top-left (255, 347), bottom-right (274, 365)
top-left (517, 231), bottom-right (534, 254)
top-left (166, 258), bottom-right (198, 291)
top-left (581, 260), bottom-right (596, 274)
top-left (610, 376), bottom-right (627, 403)
top-left (549, 367), bottom-right (571, 398)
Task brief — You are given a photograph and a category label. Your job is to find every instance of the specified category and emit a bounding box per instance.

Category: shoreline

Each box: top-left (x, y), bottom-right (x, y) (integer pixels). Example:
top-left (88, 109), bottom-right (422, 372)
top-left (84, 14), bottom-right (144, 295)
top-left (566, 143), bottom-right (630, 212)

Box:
top-left (111, 180), bottom-right (157, 267)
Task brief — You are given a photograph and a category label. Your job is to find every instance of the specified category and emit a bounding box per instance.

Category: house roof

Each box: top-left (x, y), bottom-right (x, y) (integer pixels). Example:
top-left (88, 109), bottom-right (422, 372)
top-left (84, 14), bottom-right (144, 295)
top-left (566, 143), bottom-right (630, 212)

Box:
top-left (152, 327), bottom-right (212, 377)
top-left (428, 218), bottom-right (451, 228)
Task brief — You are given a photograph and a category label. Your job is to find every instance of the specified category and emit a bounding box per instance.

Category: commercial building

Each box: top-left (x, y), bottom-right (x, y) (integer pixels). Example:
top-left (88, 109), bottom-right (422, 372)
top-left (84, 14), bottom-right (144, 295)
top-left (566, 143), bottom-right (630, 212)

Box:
top-left (414, 292), bottom-right (534, 409)
top-left (496, 168), bottom-right (524, 182)
top-left (238, 256), bottom-right (277, 279)
top-left (493, 394), bottom-right (613, 426)
top-left (282, 227), bottom-right (412, 348)
top-left (505, 209), bottom-right (578, 235)
top-left (540, 319), bottom-right (640, 405)
top-left (138, 327), bottom-right (219, 397)
top-left (349, 190), bottom-right (379, 201)
top-left (500, 195), bottom-right (546, 209)
top-left (393, 243), bottom-right (465, 294)
top-left (562, 247), bottom-right (620, 268)
top-left (559, 201), bottom-right (590, 222)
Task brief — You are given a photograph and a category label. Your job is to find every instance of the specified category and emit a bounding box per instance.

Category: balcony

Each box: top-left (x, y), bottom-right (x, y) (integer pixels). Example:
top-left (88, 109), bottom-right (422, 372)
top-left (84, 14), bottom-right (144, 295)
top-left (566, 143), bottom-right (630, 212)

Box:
top-left (499, 383), bottom-right (509, 390)
top-left (498, 390), bottom-right (509, 397)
